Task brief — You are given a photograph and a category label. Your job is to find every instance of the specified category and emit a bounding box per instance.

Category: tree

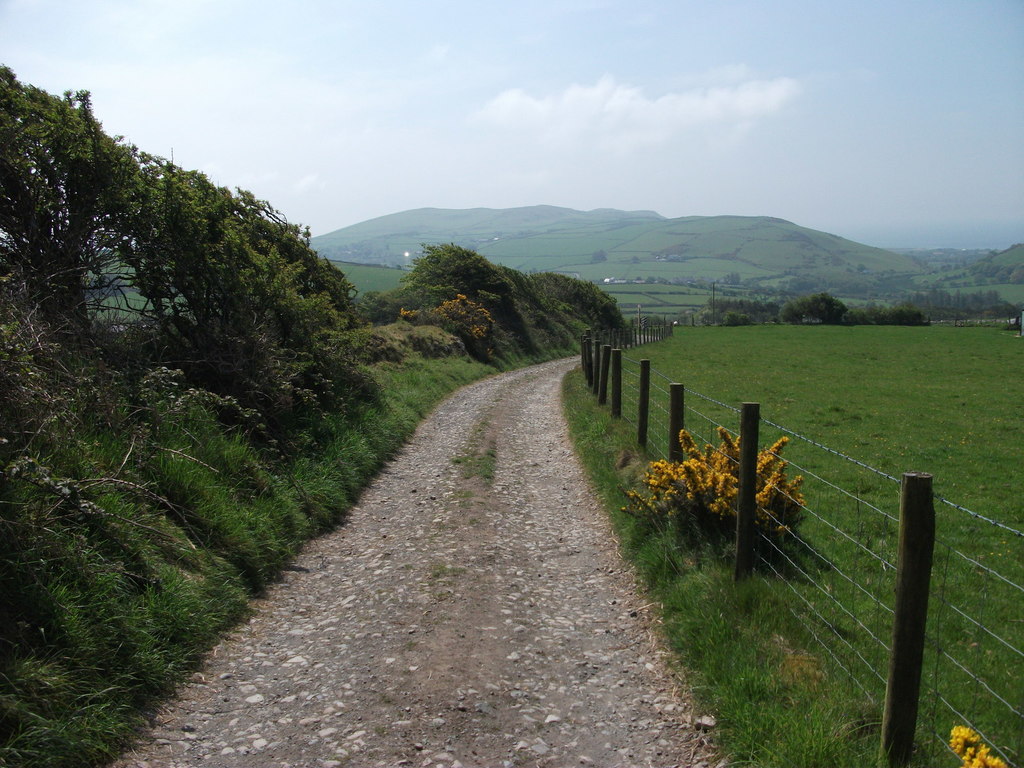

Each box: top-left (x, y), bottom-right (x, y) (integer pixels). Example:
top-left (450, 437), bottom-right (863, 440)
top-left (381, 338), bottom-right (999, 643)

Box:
top-left (123, 159), bottom-right (368, 418)
top-left (780, 292), bottom-right (848, 324)
top-left (398, 242), bottom-right (625, 360)
top-left (0, 66), bottom-right (141, 335)
top-left (722, 311), bottom-right (753, 326)
top-left (401, 243), bottom-right (513, 307)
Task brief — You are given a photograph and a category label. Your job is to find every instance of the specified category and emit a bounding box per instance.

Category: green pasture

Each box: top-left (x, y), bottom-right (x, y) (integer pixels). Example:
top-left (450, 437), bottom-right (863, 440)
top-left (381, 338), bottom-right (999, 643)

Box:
top-left (331, 261), bottom-right (405, 294)
top-left (576, 325), bottom-right (1022, 766)
top-left (600, 289), bottom-right (707, 317)
top-left (600, 281), bottom-right (763, 317)
top-left (637, 325), bottom-right (1021, 516)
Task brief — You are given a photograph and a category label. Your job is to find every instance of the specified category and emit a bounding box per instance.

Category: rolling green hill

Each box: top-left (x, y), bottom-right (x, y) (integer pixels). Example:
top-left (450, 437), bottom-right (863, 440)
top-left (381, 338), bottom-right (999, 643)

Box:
top-left (313, 206), bottom-right (926, 298)
top-left (908, 243), bottom-right (1024, 295)
top-left (966, 242), bottom-right (1024, 281)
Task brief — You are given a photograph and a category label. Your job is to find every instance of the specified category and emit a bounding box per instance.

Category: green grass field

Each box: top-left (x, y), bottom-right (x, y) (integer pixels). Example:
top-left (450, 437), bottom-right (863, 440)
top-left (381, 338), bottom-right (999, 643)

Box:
top-left (633, 326), bottom-right (1021, 515)
top-left (564, 325), bottom-right (1022, 767)
top-left (331, 260), bottom-right (406, 294)
top-left (600, 283), bottom-right (709, 315)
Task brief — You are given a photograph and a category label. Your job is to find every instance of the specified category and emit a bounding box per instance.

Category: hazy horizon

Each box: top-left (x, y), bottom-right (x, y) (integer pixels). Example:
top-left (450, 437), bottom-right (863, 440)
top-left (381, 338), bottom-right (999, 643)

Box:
top-left (2, 0), bottom-right (1021, 251)
top-left (319, 204), bottom-right (1022, 252)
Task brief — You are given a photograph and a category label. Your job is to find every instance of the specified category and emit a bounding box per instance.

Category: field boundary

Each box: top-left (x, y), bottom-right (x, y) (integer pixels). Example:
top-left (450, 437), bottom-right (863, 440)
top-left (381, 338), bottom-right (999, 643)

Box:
top-left (579, 330), bottom-right (1022, 767)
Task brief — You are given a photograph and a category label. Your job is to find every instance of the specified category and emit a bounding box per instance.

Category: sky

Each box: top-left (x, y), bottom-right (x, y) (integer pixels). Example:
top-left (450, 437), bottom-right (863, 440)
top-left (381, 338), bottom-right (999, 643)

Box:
top-left (2, 0), bottom-right (1022, 249)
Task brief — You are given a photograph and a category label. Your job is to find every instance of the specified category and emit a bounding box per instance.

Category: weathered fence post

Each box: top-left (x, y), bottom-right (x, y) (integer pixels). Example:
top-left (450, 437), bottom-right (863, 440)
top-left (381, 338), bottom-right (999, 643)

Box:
top-left (668, 383), bottom-right (685, 462)
top-left (582, 332), bottom-right (592, 386)
top-left (591, 337), bottom-right (601, 395)
top-left (881, 472), bottom-right (936, 767)
top-left (637, 359), bottom-right (650, 449)
top-left (734, 402), bottom-right (760, 580)
top-left (598, 345), bottom-right (611, 405)
top-left (611, 348), bottom-right (622, 418)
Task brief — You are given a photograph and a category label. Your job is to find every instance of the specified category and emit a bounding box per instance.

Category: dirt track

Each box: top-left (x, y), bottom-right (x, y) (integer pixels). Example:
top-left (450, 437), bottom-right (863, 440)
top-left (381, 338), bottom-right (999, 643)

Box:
top-left (115, 358), bottom-right (721, 768)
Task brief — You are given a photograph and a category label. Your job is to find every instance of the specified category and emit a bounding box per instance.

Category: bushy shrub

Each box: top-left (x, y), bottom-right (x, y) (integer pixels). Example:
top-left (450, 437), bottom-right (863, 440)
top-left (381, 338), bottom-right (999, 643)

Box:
top-left (722, 311), bottom-right (753, 326)
top-left (779, 292), bottom-right (848, 324)
top-left (624, 428), bottom-right (804, 542)
top-left (845, 303), bottom-right (928, 325)
top-left (2, 66), bottom-right (375, 433)
top-left (433, 293), bottom-right (494, 361)
top-left (394, 243), bottom-right (625, 361)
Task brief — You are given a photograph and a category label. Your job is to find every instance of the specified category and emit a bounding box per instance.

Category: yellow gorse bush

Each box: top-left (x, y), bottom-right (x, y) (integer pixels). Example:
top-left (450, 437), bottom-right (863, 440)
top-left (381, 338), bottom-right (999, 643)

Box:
top-left (435, 294), bottom-right (493, 339)
top-left (433, 294), bottom-right (494, 360)
top-left (624, 427), bottom-right (805, 540)
top-left (949, 726), bottom-right (1008, 768)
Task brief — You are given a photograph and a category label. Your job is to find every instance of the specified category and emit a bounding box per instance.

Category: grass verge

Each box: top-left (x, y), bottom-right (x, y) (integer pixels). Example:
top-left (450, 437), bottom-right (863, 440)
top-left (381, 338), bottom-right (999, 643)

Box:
top-left (607, 325), bottom-right (1021, 766)
top-left (0, 351), bottom-right (497, 768)
top-left (562, 367), bottom-right (892, 768)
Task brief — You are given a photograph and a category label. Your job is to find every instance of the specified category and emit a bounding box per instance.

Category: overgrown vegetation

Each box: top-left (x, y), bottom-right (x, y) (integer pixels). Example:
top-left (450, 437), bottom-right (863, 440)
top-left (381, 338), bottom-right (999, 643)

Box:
top-left (0, 68), bottom-right (620, 766)
top-left (779, 293), bottom-right (929, 325)
top-left (362, 242), bottom-right (624, 361)
top-left (623, 428), bottom-right (804, 542)
top-left (563, 372), bottom-right (881, 767)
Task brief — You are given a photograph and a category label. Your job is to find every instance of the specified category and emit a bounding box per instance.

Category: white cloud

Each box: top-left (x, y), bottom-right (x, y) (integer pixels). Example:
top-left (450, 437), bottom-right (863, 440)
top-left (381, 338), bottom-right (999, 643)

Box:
top-left (476, 74), bottom-right (801, 152)
top-left (292, 173), bottom-right (324, 194)
top-left (421, 44), bottom-right (451, 64)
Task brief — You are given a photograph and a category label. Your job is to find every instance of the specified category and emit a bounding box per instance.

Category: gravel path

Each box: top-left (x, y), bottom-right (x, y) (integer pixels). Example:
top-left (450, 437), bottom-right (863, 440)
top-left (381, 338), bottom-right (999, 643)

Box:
top-left (115, 358), bottom-right (721, 768)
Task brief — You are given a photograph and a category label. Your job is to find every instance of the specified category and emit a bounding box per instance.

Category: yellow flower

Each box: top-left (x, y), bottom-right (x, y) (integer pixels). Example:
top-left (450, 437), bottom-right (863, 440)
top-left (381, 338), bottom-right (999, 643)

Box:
top-left (623, 429), bottom-right (803, 540)
top-left (949, 726), bottom-right (1007, 768)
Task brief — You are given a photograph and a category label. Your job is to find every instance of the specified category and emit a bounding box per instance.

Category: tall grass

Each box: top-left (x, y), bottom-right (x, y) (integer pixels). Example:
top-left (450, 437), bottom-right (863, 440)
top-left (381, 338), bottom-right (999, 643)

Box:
top-left (0, 352), bottom-right (494, 768)
top-left (563, 370), bottom-right (886, 766)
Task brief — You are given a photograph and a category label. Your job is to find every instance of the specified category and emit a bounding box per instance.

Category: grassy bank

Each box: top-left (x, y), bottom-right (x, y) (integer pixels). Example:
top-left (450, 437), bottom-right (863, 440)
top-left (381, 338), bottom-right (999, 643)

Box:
top-left (562, 325), bottom-right (1022, 767)
top-left (0, 348), bottom-right (498, 768)
top-left (563, 369), bottom-right (883, 767)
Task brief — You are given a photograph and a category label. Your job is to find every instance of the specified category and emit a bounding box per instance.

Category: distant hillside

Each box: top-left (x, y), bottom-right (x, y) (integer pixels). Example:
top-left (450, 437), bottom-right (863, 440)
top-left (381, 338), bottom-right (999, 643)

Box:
top-left (313, 206), bottom-right (924, 298)
top-left (907, 243), bottom-right (1024, 303)
top-left (967, 243), bottom-right (1024, 283)
top-left (314, 206), bottom-right (664, 263)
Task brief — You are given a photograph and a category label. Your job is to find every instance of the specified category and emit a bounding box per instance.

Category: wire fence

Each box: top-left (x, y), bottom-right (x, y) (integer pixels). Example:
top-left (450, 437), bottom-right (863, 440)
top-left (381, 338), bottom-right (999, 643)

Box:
top-left (583, 333), bottom-right (1022, 767)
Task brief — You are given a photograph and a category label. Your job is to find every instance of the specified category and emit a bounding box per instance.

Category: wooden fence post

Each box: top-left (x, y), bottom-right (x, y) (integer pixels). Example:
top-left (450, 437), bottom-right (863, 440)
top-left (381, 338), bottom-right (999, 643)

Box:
top-left (881, 472), bottom-right (936, 767)
top-left (611, 348), bottom-right (622, 417)
top-left (638, 359), bottom-right (650, 449)
top-left (582, 333), bottom-right (592, 386)
top-left (734, 402), bottom-right (760, 580)
top-left (591, 338), bottom-right (601, 395)
top-left (668, 383), bottom-right (685, 462)
top-left (598, 344), bottom-right (611, 405)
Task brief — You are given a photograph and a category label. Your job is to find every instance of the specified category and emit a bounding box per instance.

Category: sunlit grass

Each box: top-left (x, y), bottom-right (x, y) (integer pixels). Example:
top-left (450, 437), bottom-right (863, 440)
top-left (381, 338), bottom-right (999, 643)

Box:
top-left (0, 351), bottom-right (496, 768)
top-left (564, 324), bottom-right (1023, 767)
